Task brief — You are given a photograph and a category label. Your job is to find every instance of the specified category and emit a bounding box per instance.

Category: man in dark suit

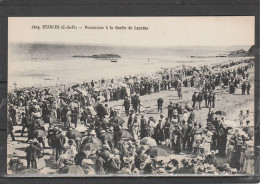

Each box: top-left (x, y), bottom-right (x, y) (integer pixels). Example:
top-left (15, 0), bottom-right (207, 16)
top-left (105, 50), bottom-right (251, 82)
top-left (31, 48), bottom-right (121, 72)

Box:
top-left (54, 128), bottom-right (66, 161)
top-left (25, 139), bottom-right (41, 169)
top-left (21, 112), bottom-right (29, 137)
top-left (123, 97), bottom-right (130, 116)
top-left (157, 98), bottom-right (164, 113)
top-left (241, 82), bottom-right (247, 95)
top-left (188, 109), bottom-right (195, 124)
top-left (140, 115), bottom-right (148, 139)
top-left (247, 83), bottom-right (251, 95)
top-left (192, 92), bottom-right (197, 108)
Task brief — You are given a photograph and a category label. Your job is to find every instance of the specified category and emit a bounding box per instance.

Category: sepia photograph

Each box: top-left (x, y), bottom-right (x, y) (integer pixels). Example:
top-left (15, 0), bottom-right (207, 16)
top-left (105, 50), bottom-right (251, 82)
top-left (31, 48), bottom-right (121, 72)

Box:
top-left (7, 17), bottom-right (255, 176)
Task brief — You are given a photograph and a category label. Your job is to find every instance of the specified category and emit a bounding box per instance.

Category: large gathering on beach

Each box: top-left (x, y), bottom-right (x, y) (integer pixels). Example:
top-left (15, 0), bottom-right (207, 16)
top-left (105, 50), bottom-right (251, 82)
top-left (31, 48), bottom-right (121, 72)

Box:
top-left (7, 57), bottom-right (255, 175)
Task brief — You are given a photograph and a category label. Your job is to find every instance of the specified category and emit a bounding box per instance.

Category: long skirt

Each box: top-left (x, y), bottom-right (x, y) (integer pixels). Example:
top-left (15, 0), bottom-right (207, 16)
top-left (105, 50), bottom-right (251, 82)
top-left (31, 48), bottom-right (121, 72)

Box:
top-left (36, 158), bottom-right (46, 170)
top-left (203, 142), bottom-right (211, 155)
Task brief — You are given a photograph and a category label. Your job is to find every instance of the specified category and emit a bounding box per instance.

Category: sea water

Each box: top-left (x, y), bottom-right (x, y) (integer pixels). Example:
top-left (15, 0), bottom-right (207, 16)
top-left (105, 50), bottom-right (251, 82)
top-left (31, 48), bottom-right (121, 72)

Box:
top-left (8, 56), bottom-right (247, 90)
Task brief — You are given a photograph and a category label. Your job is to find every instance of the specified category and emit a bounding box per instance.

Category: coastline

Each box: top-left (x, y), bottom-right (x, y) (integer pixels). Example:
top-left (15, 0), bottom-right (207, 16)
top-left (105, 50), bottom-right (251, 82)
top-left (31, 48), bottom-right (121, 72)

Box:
top-left (8, 56), bottom-right (254, 92)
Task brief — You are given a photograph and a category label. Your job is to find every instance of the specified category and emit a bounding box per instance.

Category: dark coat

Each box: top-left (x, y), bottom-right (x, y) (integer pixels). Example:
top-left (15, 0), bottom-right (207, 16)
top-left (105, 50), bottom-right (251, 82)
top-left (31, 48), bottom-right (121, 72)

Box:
top-left (157, 98), bottom-right (163, 106)
top-left (25, 144), bottom-right (41, 160)
top-left (54, 133), bottom-right (66, 148)
top-left (192, 94), bottom-right (197, 102)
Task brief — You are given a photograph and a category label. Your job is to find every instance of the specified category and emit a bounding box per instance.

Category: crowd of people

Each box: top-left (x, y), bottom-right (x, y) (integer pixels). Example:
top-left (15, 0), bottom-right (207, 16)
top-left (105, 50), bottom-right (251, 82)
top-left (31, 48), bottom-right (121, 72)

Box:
top-left (7, 58), bottom-right (254, 175)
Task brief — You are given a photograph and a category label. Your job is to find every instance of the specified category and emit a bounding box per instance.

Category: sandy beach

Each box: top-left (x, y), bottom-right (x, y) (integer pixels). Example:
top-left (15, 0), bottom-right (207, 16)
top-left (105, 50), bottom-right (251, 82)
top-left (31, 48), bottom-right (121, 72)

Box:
top-left (7, 58), bottom-right (255, 175)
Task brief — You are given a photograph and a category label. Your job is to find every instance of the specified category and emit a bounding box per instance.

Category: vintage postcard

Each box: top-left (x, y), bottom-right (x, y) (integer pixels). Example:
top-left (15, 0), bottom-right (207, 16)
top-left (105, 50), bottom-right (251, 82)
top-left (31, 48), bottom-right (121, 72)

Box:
top-left (7, 17), bottom-right (255, 176)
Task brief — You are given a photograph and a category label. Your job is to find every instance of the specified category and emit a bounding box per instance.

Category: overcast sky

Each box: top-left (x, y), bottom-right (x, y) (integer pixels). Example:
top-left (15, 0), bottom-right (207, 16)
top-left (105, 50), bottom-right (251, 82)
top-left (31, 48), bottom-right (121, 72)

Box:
top-left (8, 17), bottom-right (254, 47)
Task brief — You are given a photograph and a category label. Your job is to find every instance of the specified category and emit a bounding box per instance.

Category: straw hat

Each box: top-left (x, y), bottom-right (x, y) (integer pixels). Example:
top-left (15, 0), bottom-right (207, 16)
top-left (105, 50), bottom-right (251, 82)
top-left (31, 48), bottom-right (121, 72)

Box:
top-left (102, 144), bottom-right (109, 149)
top-left (100, 130), bottom-right (106, 134)
top-left (90, 130), bottom-right (96, 135)
top-left (199, 144), bottom-right (204, 149)
top-left (246, 140), bottom-right (254, 147)
top-left (82, 159), bottom-right (94, 165)
top-left (195, 130), bottom-right (202, 134)
top-left (28, 139), bottom-right (34, 144)
top-left (33, 139), bottom-right (38, 143)
top-left (108, 154), bottom-right (114, 159)
top-left (207, 131), bottom-right (213, 136)
top-left (113, 149), bottom-right (119, 154)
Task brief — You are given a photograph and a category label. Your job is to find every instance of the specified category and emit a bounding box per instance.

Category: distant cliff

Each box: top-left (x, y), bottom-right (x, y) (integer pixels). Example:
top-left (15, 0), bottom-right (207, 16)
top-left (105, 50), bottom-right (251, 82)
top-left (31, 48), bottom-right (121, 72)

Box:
top-left (228, 45), bottom-right (255, 57)
top-left (72, 54), bottom-right (121, 59)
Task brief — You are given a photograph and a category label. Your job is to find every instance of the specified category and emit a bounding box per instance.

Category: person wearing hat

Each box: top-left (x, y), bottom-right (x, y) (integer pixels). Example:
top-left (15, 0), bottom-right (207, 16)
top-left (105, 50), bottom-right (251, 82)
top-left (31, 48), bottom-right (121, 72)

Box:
top-left (203, 91), bottom-right (209, 108)
top-left (123, 97), bottom-right (131, 116)
top-left (196, 92), bottom-right (203, 110)
top-left (230, 136), bottom-right (243, 171)
top-left (74, 150), bottom-right (88, 166)
top-left (192, 129), bottom-right (202, 153)
top-left (128, 111), bottom-right (135, 133)
top-left (96, 150), bottom-right (106, 175)
top-left (153, 119), bottom-right (164, 145)
top-left (188, 109), bottom-right (195, 124)
top-left (157, 97), bottom-right (164, 113)
top-left (54, 128), bottom-right (66, 161)
top-left (171, 125), bottom-right (183, 154)
top-left (140, 115), bottom-right (149, 139)
top-left (89, 130), bottom-right (97, 136)
top-left (207, 108), bottom-right (214, 123)
top-left (112, 149), bottom-right (121, 170)
top-left (81, 159), bottom-right (96, 174)
top-left (239, 110), bottom-right (245, 126)
top-left (204, 150), bottom-right (217, 166)
top-left (192, 92), bottom-right (197, 109)
top-left (132, 94), bottom-right (140, 114)
top-left (66, 139), bottom-right (77, 161)
top-left (203, 131), bottom-right (213, 155)
top-left (106, 153), bottom-right (120, 174)
top-left (147, 116), bottom-right (156, 137)
top-left (167, 102), bottom-right (174, 122)
top-left (140, 154), bottom-right (153, 174)
top-left (75, 137), bottom-right (82, 152)
top-left (217, 126), bottom-right (228, 157)
top-left (25, 139), bottom-right (41, 169)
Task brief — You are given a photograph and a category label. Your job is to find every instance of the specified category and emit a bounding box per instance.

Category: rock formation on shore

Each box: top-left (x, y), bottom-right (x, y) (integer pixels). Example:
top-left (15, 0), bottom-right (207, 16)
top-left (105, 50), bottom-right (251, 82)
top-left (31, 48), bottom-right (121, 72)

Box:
top-left (228, 45), bottom-right (255, 57)
top-left (72, 54), bottom-right (121, 58)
